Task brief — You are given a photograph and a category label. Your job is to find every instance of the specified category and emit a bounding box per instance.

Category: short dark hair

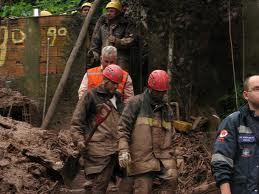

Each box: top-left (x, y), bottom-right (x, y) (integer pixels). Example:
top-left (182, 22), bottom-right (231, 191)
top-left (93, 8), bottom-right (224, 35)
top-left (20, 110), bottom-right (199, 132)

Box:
top-left (243, 75), bottom-right (259, 91)
top-left (243, 76), bottom-right (251, 91)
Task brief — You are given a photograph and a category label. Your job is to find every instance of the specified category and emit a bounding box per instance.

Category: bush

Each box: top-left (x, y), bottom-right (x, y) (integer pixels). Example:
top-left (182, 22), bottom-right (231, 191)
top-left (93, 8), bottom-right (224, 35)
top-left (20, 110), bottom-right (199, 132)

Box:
top-left (0, 0), bottom-right (80, 17)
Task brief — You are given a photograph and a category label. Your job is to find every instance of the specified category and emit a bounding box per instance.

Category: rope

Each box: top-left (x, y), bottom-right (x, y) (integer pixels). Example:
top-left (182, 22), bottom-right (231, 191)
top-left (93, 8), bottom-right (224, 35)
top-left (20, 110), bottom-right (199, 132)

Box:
top-left (228, 0), bottom-right (239, 110)
top-left (242, 0), bottom-right (246, 83)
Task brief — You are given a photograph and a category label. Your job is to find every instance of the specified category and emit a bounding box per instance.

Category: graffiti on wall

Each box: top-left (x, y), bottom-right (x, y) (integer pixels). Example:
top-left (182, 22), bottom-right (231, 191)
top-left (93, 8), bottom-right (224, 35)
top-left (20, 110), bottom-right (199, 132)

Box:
top-left (47, 27), bottom-right (68, 46)
top-left (0, 25), bottom-right (68, 67)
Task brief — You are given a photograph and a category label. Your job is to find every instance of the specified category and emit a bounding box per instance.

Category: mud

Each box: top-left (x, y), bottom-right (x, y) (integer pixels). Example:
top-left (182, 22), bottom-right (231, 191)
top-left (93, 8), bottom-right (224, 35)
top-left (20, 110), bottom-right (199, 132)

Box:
top-left (0, 87), bottom-right (218, 194)
top-left (0, 116), bottom-right (78, 194)
top-left (0, 88), bottom-right (39, 125)
top-left (174, 131), bottom-right (219, 194)
top-left (0, 115), bottom-right (219, 194)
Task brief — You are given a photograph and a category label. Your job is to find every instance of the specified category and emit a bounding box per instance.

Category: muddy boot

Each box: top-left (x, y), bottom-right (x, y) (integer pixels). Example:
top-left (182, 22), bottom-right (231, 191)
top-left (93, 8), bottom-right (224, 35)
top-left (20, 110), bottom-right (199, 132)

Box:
top-left (84, 179), bottom-right (94, 194)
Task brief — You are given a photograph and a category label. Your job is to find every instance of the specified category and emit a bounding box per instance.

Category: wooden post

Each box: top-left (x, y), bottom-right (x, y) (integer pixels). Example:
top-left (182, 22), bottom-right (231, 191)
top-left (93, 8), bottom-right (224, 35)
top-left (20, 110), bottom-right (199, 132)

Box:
top-left (41, 0), bottom-right (101, 129)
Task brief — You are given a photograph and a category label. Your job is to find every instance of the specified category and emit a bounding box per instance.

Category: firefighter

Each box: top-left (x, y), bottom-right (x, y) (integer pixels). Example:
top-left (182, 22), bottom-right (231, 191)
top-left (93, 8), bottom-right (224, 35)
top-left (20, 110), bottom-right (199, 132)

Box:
top-left (80, 2), bottom-right (92, 16)
top-left (89, 1), bottom-right (136, 70)
top-left (211, 75), bottom-right (259, 194)
top-left (118, 70), bottom-right (178, 194)
top-left (78, 45), bottom-right (134, 103)
top-left (70, 64), bottom-right (124, 194)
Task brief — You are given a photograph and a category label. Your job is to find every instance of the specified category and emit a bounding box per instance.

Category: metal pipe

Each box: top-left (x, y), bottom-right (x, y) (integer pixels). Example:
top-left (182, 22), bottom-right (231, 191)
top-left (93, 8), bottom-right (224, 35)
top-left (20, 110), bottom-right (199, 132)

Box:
top-left (42, 37), bottom-right (50, 122)
top-left (170, 102), bottom-right (180, 120)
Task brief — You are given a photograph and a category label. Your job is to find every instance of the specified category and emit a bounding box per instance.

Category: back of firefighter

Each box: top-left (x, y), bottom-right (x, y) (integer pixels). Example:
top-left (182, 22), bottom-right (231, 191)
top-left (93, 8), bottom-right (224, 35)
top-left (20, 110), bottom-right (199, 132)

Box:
top-left (78, 45), bottom-right (134, 102)
top-left (117, 70), bottom-right (177, 194)
top-left (70, 64), bottom-right (124, 194)
top-left (211, 75), bottom-right (259, 194)
top-left (89, 1), bottom-right (136, 70)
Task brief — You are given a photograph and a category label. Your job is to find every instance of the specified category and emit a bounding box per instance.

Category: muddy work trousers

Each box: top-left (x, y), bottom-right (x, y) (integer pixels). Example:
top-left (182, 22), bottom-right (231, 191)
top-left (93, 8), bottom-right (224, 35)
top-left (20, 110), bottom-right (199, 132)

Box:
top-left (133, 172), bottom-right (177, 194)
top-left (84, 156), bottom-right (116, 194)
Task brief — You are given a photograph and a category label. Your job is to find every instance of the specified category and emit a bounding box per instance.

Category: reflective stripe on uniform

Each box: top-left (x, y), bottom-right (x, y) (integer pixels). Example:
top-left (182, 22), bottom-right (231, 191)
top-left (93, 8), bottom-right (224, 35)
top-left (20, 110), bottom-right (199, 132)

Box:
top-left (238, 125), bottom-right (252, 134)
top-left (211, 153), bottom-right (233, 167)
top-left (135, 117), bottom-right (171, 130)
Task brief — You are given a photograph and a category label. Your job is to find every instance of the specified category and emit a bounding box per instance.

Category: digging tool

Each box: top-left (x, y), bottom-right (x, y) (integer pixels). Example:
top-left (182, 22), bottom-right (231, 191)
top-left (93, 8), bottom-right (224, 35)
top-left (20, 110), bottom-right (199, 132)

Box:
top-left (84, 102), bottom-right (112, 146)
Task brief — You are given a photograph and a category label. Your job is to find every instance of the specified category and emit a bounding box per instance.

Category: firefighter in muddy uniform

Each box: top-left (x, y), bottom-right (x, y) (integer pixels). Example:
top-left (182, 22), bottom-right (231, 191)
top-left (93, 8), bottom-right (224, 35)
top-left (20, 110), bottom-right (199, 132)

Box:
top-left (211, 75), bottom-right (259, 194)
top-left (70, 64), bottom-right (124, 194)
top-left (118, 70), bottom-right (178, 194)
top-left (89, 1), bottom-right (136, 70)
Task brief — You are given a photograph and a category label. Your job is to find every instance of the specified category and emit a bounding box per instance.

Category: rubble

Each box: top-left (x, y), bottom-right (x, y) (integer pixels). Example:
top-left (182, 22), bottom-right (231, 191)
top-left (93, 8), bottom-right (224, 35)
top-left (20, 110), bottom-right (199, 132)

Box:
top-left (0, 88), bottom-right (39, 125)
top-left (0, 113), bottom-right (219, 194)
top-left (174, 131), bottom-right (220, 194)
top-left (0, 116), bottom-right (78, 194)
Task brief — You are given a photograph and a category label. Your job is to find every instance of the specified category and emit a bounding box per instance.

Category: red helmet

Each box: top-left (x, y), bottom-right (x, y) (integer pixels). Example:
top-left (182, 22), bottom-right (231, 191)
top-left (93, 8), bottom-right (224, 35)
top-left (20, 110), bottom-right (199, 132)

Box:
top-left (148, 70), bottom-right (169, 91)
top-left (103, 64), bottom-right (123, 84)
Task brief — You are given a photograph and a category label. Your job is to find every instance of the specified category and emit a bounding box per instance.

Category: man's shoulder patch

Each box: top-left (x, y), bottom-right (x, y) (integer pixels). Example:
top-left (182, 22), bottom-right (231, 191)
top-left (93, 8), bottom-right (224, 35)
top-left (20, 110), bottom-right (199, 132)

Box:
top-left (219, 129), bottom-right (228, 138)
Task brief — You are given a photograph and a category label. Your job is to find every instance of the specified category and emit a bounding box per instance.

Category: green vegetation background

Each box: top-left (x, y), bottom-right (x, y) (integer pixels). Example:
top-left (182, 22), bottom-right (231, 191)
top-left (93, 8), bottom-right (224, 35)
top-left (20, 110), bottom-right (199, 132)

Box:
top-left (0, 0), bottom-right (110, 17)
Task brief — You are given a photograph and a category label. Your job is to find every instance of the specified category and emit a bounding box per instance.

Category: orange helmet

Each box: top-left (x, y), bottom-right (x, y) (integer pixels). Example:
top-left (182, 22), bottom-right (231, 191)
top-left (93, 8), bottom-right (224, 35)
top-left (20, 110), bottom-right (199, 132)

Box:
top-left (103, 64), bottom-right (123, 84)
top-left (148, 70), bottom-right (169, 91)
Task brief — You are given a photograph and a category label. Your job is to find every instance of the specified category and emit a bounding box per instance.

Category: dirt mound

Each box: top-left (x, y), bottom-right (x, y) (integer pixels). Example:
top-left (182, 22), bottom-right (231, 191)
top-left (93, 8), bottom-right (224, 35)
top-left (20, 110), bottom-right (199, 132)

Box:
top-left (0, 116), bottom-right (78, 194)
top-left (0, 88), bottom-right (39, 125)
top-left (0, 115), bottom-right (219, 194)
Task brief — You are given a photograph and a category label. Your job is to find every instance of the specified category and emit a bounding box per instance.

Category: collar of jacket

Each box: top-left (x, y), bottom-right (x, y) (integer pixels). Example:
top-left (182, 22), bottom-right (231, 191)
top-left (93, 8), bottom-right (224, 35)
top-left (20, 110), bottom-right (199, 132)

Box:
top-left (95, 84), bottom-right (122, 100)
top-left (240, 104), bottom-right (259, 120)
top-left (105, 14), bottom-right (128, 25)
top-left (143, 89), bottom-right (167, 110)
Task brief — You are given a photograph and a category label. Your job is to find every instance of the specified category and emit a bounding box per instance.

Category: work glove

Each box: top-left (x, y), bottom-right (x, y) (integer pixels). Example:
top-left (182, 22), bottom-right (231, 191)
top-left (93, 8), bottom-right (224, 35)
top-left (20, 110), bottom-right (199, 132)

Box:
top-left (77, 141), bottom-right (86, 153)
top-left (119, 151), bottom-right (131, 168)
top-left (108, 35), bottom-right (117, 44)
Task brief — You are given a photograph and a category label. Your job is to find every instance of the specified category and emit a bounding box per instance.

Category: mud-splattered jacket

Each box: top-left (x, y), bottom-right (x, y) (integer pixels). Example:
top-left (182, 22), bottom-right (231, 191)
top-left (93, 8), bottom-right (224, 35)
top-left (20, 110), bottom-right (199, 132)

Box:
top-left (211, 104), bottom-right (259, 194)
top-left (70, 85), bottom-right (124, 174)
top-left (118, 89), bottom-right (175, 176)
top-left (90, 14), bottom-right (135, 64)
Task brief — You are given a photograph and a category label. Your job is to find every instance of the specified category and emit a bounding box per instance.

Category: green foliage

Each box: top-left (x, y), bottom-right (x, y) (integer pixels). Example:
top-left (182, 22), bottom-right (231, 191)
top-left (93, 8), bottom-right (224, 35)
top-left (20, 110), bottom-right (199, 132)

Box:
top-left (0, 0), bottom-right (81, 17)
top-left (1, 1), bottom-right (34, 17)
top-left (217, 82), bottom-right (246, 118)
top-left (35, 0), bottom-right (80, 14)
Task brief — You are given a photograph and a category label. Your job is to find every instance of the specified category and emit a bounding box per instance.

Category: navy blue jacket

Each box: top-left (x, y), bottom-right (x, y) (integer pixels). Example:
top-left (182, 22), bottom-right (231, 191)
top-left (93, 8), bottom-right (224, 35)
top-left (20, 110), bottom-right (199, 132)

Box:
top-left (211, 105), bottom-right (259, 194)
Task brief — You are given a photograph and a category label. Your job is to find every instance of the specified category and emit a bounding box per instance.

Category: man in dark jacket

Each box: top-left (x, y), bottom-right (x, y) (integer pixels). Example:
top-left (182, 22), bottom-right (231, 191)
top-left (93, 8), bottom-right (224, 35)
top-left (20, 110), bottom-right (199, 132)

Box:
top-left (70, 64), bottom-right (124, 194)
top-left (211, 75), bottom-right (259, 194)
top-left (118, 70), bottom-right (177, 194)
top-left (89, 1), bottom-right (136, 70)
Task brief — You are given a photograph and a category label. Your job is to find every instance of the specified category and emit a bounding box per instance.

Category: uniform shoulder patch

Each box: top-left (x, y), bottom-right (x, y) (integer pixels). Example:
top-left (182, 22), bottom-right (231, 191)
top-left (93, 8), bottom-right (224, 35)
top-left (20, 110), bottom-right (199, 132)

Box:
top-left (219, 129), bottom-right (228, 138)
